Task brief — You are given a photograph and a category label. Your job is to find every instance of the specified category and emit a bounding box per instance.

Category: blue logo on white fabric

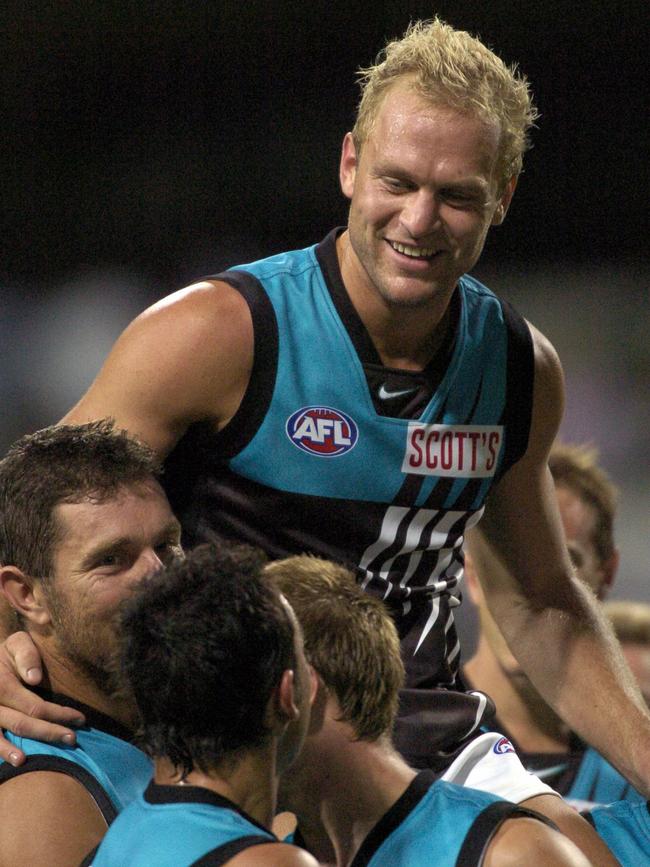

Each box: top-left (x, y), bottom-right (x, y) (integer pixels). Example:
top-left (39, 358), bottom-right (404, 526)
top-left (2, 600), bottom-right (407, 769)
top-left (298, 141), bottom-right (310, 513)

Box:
top-left (286, 406), bottom-right (359, 457)
top-left (493, 736), bottom-right (516, 755)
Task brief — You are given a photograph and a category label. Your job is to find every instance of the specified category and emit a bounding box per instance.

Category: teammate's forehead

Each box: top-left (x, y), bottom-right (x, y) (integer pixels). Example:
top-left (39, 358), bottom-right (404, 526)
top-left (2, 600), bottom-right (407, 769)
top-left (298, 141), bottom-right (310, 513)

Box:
top-left (54, 481), bottom-right (178, 555)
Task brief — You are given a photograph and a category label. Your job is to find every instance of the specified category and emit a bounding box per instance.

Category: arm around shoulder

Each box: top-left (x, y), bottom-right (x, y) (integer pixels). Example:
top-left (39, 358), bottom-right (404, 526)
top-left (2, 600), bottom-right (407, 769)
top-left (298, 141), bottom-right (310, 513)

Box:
top-left (61, 279), bottom-right (254, 459)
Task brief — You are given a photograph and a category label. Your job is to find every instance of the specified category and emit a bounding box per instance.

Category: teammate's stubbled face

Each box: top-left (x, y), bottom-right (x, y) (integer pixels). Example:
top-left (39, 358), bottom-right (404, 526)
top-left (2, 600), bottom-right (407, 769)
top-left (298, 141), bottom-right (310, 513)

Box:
top-left (43, 480), bottom-right (182, 693)
top-left (339, 82), bottom-right (514, 312)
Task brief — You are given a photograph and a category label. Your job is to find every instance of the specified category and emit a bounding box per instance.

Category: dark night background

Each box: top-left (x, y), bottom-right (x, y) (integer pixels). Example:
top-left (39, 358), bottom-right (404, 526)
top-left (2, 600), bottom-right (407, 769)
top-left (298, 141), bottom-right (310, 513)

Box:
top-left (2, 2), bottom-right (648, 615)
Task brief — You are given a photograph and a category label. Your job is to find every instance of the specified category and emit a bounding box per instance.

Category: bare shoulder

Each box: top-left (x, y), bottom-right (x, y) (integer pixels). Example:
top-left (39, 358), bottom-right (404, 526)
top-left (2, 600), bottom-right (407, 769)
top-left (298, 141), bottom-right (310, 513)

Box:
top-left (485, 816), bottom-right (592, 867)
top-left (228, 841), bottom-right (319, 866)
top-left (0, 770), bottom-right (107, 866)
top-left (62, 279), bottom-right (254, 457)
top-left (529, 321), bottom-right (564, 428)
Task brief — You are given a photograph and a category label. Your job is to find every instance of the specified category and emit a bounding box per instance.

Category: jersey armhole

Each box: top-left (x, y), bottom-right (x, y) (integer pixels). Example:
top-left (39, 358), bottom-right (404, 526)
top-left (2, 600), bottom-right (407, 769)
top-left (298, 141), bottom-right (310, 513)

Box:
top-left (0, 754), bottom-right (117, 824)
top-left (496, 299), bottom-right (534, 480)
top-left (455, 801), bottom-right (557, 866)
top-left (206, 270), bottom-right (279, 460)
top-left (79, 844), bottom-right (98, 866)
top-left (190, 834), bottom-right (275, 865)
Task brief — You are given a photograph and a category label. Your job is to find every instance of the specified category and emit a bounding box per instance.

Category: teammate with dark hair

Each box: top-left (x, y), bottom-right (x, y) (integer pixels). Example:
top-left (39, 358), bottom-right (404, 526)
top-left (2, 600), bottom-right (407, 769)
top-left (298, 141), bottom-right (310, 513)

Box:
top-left (86, 543), bottom-right (316, 867)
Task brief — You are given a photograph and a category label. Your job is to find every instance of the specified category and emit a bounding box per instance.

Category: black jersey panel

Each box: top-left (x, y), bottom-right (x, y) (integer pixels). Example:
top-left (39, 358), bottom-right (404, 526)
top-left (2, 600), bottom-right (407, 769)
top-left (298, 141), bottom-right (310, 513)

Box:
top-left (350, 772), bottom-right (437, 867)
top-left (197, 269), bottom-right (280, 460)
top-left (497, 299), bottom-right (534, 479)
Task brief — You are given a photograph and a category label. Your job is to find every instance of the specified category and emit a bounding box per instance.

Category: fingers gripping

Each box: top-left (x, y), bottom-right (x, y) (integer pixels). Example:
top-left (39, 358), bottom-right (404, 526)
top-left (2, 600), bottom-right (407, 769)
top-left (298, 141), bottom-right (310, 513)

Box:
top-left (0, 633), bottom-right (84, 765)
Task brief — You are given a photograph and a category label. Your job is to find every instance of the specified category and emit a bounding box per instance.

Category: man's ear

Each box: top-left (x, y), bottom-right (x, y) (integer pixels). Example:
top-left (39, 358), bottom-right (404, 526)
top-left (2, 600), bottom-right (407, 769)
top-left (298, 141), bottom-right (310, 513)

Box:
top-left (0, 566), bottom-right (51, 626)
top-left (491, 175), bottom-right (518, 226)
top-left (339, 132), bottom-right (358, 200)
top-left (597, 547), bottom-right (620, 601)
top-left (463, 550), bottom-right (483, 605)
top-left (463, 530), bottom-right (486, 606)
top-left (275, 669), bottom-right (300, 727)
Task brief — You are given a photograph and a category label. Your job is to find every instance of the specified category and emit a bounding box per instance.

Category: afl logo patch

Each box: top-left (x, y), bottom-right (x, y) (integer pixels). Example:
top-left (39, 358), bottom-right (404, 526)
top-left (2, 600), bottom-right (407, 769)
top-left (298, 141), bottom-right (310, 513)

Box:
top-left (286, 406), bottom-right (359, 457)
top-left (493, 737), bottom-right (515, 755)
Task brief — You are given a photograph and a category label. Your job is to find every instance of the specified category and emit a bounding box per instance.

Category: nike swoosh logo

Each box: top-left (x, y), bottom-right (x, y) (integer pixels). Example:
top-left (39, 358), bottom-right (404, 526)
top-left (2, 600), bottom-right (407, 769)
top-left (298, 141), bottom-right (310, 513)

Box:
top-left (378, 385), bottom-right (416, 400)
top-left (527, 763), bottom-right (569, 780)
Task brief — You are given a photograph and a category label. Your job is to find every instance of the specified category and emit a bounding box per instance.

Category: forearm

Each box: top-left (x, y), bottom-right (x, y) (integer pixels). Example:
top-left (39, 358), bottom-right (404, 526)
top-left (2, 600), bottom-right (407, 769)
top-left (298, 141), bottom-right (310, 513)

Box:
top-left (499, 576), bottom-right (650, 794)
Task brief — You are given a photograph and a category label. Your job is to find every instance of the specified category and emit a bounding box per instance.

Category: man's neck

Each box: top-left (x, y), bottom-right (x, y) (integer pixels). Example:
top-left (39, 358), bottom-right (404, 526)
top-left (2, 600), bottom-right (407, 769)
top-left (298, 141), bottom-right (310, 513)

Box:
top-left (295, 735), bottom-right (416, 867)
top-left (154, 749), bottom-right (277, 830)
top-left (336, 230), bottom-right (455, 369)
top-left (464, 639), bottom-right (571, 753)
top-left (38, 641), bottom-right (137, 730)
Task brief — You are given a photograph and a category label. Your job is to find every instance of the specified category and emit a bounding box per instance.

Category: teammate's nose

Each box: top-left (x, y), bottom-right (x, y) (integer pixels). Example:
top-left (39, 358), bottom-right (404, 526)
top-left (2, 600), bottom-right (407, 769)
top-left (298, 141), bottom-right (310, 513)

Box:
top-left (135, 548), bottom-right (165, 580)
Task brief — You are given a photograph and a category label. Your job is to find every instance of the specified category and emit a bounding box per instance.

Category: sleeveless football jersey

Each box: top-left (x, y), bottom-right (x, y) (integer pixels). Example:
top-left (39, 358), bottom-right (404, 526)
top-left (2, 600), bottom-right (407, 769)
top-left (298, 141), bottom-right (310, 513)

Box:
top-left (585, 799), bottom-right (650, 867)
top-left (292, 771), bottom-right (553, 867)
top-left (164, 229), bottom-right (534, 761)
top-left (85, 781), bottom-right (276, 866)
top-left (0, 691), bottom-right (152, 823)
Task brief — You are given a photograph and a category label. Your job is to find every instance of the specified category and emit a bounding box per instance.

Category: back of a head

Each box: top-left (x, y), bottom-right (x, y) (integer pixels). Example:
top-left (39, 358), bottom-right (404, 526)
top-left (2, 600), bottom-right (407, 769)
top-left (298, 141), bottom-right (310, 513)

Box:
top-left (0, 420), bottom-right (160, 579)
top-left (120, 543), bottom-right (296, 776)
top-left (549, 442), bottom-right (618, 566)
top-left (352, 17), bottom-right (538, 190)
top-left (264, 555), bottom-right (404, 741)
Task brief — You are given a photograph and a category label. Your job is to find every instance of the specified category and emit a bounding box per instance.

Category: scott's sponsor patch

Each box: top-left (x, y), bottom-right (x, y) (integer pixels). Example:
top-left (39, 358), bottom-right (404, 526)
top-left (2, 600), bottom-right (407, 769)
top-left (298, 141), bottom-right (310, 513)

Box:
top-left (493, 737), bottom-right (516, 755)
top-left (402, 424), bottom-right (503, 477)
top-left (286, 406), bottom-right (358, 457)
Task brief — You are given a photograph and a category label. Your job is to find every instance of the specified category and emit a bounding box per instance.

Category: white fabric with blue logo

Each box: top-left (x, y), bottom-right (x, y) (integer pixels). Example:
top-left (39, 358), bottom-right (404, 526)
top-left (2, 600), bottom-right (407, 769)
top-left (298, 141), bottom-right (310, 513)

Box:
top-left (440, 731), bottom-right (558, 803)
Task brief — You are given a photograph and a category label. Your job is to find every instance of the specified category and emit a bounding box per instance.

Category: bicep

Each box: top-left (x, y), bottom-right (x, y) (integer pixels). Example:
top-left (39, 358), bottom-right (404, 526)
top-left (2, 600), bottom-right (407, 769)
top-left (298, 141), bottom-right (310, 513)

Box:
top-left (485, 817), bottom-right (591, 867)
top-left (61, 280), bottom-right (254, 459)
top-left (0, 771), bottom-right (108, 866)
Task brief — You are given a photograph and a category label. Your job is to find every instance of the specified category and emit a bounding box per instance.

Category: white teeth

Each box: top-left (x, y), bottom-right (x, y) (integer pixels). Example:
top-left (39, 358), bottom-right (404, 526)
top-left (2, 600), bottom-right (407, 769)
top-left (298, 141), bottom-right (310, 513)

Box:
top-left (390, 241), bottom-right (437, 258)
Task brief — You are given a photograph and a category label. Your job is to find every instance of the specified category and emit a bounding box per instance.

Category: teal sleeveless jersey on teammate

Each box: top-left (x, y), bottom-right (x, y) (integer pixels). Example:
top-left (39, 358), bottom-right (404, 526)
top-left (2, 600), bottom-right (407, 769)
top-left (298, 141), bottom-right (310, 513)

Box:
top-left (0, 691), bottom-right (152, 823)
top-left (292, 772), bottom-right (552, 866)
top-left (163, 228), bottom-right (535, 763)
top-left (585, 799), bottom-right (650, 866)
top-left (85, 781), bottom-right (276, 866)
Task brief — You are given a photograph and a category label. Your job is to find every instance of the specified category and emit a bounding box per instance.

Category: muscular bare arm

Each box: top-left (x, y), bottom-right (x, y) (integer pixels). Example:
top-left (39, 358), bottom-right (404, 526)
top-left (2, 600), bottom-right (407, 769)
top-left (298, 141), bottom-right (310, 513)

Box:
top-left (0, 771), bottom-right (108, 866)
top-left (475, 323), bottom-right (650, 795)
top-left (61, 279), bottom-right (254, 456)
top-left (484, 816), bottom-right (592, 867)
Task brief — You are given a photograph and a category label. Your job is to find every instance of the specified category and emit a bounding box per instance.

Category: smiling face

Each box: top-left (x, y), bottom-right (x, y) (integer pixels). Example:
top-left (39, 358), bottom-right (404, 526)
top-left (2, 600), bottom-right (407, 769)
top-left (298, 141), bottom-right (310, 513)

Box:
top-left (43, 479), bottom-right (182, 693)
top-left (339, 82), bottom-right (515, 313)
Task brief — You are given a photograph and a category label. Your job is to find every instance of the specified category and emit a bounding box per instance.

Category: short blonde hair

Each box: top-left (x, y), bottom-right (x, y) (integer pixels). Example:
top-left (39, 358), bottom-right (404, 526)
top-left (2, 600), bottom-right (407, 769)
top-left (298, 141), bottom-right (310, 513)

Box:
top-left (352, 17), bottom-right (538, 191)
top-left (549, 442), bottom-right (619, 565)
top-left (264, 555), bottom-right (404, 741)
